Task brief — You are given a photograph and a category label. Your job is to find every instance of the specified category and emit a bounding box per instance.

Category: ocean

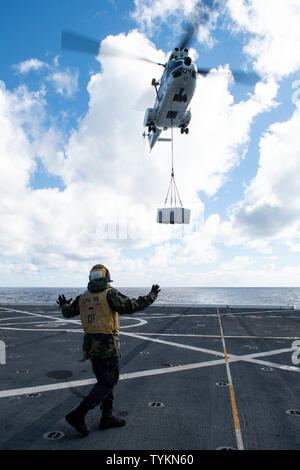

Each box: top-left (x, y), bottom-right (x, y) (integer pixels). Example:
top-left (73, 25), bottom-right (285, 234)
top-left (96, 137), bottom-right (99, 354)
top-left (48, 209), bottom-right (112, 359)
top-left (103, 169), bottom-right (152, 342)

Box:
top-left (1, 287), bottom-right (300, 307)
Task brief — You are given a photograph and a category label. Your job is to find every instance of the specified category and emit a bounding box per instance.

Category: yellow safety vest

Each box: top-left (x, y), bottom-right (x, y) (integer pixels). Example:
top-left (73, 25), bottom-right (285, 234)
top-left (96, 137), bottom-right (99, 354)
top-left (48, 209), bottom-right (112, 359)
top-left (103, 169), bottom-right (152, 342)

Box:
top-left (78, 288), bottom-right (120, 335)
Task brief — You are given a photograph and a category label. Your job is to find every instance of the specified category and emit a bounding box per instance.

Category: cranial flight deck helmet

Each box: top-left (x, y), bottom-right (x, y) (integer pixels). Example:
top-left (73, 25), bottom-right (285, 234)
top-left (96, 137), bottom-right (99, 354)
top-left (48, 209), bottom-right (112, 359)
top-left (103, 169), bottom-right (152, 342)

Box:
top-left (89, 264), bottom-right (112, 282)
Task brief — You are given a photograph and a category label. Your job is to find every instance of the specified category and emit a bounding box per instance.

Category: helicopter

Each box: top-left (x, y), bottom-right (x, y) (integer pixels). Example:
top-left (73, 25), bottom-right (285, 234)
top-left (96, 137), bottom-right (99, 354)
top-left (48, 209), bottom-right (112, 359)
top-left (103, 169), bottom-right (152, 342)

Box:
top-left (61, 24), bottom-right (258, 151)
top-left (144, 44), bottom-right (197, 150)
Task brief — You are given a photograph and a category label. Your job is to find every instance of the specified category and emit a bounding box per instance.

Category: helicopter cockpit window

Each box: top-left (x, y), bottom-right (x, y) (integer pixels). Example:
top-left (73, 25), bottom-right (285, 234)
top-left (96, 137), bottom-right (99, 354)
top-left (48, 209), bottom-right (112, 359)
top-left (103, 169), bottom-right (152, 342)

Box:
top-left (166, 60), bottom-right (182, 78)
top-left (169, 60), bottom-right (182, 71)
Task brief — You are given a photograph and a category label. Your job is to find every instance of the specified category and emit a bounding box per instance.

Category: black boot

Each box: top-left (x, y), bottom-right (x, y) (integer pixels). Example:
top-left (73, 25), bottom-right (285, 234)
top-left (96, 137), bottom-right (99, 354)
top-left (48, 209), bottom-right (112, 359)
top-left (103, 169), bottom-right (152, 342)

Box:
top-left (65, 402), bottom-right (91, 436)
top-left (99, 410), bottom-right (126, 430)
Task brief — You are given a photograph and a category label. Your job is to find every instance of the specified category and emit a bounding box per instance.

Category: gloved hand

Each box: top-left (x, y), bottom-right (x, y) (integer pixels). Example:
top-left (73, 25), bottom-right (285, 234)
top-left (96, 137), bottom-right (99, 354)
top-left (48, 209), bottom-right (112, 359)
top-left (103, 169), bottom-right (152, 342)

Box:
top-left (151, 284), bottom-right (161, 295)
top-left (56, 294), bottom-right (72, 308)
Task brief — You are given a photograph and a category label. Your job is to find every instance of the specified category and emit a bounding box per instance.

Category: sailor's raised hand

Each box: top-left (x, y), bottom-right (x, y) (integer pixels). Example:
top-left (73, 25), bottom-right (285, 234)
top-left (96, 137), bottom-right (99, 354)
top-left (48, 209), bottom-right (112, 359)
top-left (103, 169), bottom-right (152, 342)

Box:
top-left (151, 284), bottom-right (161, 295)
top-left (56, 294), bottom-right (72, 307)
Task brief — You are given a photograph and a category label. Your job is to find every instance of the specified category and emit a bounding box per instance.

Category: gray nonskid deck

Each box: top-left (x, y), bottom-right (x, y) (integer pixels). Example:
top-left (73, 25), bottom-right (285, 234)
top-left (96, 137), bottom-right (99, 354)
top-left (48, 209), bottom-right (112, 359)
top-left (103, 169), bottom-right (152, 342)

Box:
top-left (0, 303), bottom-right (299, 451)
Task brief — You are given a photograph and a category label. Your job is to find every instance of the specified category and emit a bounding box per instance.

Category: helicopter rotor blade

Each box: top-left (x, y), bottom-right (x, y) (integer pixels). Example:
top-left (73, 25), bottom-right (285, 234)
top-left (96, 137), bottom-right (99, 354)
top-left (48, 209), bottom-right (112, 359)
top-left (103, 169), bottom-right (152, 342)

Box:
top-left (103, 43), bottom-right (165, 66)
top-left (61, 30), bottom-right (165, 67)
top-left (61, 30), bottom-right (101, 55)
top-left (177, 0), bottom-right (220, 51)
top-left (197, 67), bottom-right (210, 75)
top-left (178, 23), bottom-right (196, 50)
top-left (197, 66), bottom-right (259, 85)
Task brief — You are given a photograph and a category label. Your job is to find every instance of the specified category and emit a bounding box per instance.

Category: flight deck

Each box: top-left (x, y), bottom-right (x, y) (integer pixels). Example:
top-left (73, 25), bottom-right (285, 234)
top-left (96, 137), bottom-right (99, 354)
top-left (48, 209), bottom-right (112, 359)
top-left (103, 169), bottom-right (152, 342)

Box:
top-left (0, 303), bottom-right (299, 451)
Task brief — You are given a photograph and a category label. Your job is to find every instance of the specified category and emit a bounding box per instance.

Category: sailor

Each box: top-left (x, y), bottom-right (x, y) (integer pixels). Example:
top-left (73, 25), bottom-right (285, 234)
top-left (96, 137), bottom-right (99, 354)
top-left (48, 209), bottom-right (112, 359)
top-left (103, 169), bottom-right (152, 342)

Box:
top-left (57, 264), bottom-right (160, 436)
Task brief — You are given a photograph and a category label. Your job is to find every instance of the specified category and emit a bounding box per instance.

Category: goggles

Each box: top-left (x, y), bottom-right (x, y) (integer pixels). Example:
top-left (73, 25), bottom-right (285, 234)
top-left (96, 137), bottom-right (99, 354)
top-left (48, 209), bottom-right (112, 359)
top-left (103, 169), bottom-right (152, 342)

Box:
top-left (89, 267), bottom-right (107, 281)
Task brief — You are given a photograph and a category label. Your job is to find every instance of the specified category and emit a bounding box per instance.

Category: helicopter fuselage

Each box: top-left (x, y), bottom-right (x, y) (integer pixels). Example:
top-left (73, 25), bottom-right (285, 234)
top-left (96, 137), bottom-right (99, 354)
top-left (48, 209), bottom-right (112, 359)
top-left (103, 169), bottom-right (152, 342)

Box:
top-left (144, 52), bottom-right (197, 149)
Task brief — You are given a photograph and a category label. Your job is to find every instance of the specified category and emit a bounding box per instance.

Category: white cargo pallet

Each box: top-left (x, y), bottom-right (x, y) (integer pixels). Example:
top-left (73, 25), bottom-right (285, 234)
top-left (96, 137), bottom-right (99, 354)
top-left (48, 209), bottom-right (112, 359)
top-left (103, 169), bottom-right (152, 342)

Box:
top-left (157, 207), bottom-right (191, 224)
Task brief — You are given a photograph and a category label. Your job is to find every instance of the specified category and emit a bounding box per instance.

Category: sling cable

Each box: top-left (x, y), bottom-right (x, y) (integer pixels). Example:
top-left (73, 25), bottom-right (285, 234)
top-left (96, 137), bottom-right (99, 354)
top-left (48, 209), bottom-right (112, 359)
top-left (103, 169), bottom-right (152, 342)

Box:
top-left (157, 122), bottom-right (191, 224)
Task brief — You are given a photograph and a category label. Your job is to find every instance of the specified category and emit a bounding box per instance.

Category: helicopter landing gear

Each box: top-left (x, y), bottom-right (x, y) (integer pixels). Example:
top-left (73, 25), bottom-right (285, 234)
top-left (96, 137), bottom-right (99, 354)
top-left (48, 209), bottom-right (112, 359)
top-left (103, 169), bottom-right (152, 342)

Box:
top-left (181, 127), bottom-right (189, 135)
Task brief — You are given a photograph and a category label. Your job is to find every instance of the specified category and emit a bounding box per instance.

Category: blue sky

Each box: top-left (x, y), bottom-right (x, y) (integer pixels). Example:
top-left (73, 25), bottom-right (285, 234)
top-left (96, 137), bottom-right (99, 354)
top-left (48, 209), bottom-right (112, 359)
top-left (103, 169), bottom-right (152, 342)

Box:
top-left (1, 0), bottom-right (300, 287)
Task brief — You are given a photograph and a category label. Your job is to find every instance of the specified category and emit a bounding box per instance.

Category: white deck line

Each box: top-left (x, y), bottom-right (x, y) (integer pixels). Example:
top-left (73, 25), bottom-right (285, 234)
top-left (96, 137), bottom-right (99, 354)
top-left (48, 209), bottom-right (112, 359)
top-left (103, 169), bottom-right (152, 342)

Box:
top-left (0, 304), bottom-right (296, 310)
top-left (149, 304), bottom-right (295, 309)
top-left (0, 359), bottom-right (227, 399)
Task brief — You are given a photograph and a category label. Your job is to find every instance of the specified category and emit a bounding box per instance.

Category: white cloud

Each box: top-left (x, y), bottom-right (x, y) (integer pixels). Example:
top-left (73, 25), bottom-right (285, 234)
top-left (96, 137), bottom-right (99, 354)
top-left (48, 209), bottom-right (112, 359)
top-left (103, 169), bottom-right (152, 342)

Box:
top-left (176, 74), bottom-right (278, 198)
top-left (227, 104), bottom-right (300, 241)
top-left (227, 0), bottom-right (300, 79)
top-left (178, 0), bottom-right (300, 271)
top-left (131, 0), bottom-right (221, 48)
top-left (181, 257), bottom-right (300, 287)
top-left (47, 69), bottom-right (79, 97)
top-left (13, 58), bottom-right (50, 74)
top-left (0, 30), bottom-right (286, 286)
top-left (13, 56), bottom-right (79, 99)
top-left (0, 86), bottom-right (40, 196)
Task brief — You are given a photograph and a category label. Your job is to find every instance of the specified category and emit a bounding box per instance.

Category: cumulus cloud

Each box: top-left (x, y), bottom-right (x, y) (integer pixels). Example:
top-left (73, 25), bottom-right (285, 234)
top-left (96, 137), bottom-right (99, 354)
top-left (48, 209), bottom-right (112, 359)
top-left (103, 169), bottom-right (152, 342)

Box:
top-left (176, 0), bottom-right (300, 275)
top-left (0, 85), bottom-right (41, 195)
top-left (0, 28), bottom-right (287, 286)
top-left (131, 0), bottom-right (221, 48)
top-left (226, 103), bottom-right (300, 244)
top-left (227, 0), bottom-right (300, 79)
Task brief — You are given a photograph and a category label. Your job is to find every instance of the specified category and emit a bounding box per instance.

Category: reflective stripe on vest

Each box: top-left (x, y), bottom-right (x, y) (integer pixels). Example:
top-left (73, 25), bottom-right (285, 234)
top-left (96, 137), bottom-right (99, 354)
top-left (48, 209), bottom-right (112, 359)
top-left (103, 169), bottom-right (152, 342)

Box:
top-left (78, 288), bottom-right (120, 335)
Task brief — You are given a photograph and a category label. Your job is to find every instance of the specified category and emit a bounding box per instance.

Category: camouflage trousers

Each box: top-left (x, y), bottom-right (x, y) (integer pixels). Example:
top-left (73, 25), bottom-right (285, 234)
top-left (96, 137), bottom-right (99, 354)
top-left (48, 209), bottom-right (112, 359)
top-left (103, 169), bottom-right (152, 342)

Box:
top-left (81, 357), bottom-right (120, 413)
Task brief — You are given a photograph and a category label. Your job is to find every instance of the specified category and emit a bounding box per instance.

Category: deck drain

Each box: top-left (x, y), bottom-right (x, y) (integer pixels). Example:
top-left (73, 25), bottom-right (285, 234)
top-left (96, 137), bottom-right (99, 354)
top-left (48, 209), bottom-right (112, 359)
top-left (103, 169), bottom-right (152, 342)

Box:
top-left (216, 382), bottom-right (229, 387)
top-left (261, 367), bottom-right (273, 371)
top-left (169, 363), bottom-right (182, 367)
top-left (16, 369), bottom-right (29, 374)
top-left (43, 431), bottom-right (65, 440)
top-left (26, 393), bottom-right (41, 398)
top-left (286, 409), bottom-right (300, 416)
top-left (148, 402), bottom-right (164, 407)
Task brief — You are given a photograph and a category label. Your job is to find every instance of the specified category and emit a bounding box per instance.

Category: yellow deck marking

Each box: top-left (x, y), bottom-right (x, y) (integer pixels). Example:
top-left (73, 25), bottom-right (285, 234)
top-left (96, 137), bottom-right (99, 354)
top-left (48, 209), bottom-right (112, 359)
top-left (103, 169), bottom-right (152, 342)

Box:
top-left (217, 308), bottom-right (244, 450)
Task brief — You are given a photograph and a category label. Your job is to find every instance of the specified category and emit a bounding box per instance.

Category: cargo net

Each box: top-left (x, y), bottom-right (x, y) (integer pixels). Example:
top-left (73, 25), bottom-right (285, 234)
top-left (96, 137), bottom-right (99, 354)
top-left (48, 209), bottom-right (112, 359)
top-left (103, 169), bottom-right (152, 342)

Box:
top-left (164, 123), bottom-right (183, 208)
